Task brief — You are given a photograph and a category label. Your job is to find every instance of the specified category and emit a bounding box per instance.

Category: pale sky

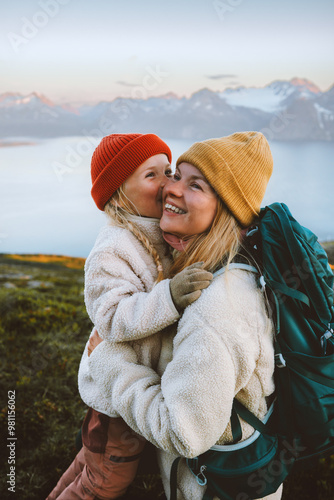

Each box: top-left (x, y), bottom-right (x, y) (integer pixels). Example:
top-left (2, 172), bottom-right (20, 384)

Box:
top-left (1, 0), bottom-right (334, 103)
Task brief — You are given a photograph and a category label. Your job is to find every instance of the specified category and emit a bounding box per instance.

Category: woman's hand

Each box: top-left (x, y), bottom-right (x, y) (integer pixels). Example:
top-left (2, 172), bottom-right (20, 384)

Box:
top-left (88, 328), bottom-right (103, 356)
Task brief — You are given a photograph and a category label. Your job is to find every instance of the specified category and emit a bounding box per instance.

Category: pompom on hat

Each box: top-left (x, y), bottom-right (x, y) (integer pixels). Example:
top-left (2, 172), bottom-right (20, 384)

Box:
top-left (91, 133), bottom-right (172, 210)
top-left (176, 131), bottom-right (273, 227)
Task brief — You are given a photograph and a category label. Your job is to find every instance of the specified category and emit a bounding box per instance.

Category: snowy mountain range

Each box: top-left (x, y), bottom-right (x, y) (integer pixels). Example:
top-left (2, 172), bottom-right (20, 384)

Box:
top-left (1, 78), bottom-right (333, 141)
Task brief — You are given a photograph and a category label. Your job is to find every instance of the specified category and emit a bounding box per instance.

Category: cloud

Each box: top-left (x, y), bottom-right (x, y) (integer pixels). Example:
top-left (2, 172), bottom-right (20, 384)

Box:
top-left (116, 80), bottom-right (139, 87)
top-left (206, 74), bottom-right (237, 80)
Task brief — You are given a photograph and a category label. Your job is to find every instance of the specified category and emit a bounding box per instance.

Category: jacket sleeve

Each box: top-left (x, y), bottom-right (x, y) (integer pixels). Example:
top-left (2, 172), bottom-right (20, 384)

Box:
top-left (88, 308), bottom-right (240, 458)
top-left (84, 249), bottom-right (180, 342)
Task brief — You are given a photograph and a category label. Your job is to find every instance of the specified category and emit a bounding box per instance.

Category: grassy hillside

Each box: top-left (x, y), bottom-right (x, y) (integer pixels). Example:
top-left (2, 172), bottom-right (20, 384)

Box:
top-left (0, 254), bottom-right (164, 499)
top-left (1, 250), bottom-right (334, 500)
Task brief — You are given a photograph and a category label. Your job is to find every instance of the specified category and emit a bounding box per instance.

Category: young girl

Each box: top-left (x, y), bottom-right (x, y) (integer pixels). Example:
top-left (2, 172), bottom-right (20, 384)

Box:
top-left (46, 133), bottom-right (212, 499)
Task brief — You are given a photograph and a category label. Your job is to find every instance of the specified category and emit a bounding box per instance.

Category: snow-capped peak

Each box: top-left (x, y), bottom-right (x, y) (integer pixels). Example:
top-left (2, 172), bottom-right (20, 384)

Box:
top-left (218, 78), bottom-right (321, 113)
top-left (0, 92), bottom-right (56, 108)
top-left (0, 92), bottom-right (24, 108)
top-left (19, 92), bottom-right (55, 107)
top-left (290, 78), bottom-right (321, 94)
top-left (218, 83), bottom-right (294, 113)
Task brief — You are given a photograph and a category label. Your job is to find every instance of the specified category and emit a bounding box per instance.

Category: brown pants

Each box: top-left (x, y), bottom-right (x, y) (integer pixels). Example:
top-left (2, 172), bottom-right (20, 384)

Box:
top-left (46, 410), bottom-right (146, 499)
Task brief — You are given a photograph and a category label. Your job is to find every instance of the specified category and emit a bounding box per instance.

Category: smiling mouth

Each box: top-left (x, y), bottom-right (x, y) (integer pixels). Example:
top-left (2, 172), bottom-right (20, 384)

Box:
top-left (165, 203), bottom-right (186, 214)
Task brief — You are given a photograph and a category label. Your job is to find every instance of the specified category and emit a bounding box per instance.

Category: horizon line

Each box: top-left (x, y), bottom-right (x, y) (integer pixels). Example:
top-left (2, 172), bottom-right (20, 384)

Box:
top-left (1, 76), bottom-right (333, 106)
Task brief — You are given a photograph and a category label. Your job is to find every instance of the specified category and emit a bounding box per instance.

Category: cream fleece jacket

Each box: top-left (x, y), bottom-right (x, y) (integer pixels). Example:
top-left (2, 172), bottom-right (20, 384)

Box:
top-left (89, 266), bottom-right (281, 500)
top-left (78, 215), bottom-right (180, 416)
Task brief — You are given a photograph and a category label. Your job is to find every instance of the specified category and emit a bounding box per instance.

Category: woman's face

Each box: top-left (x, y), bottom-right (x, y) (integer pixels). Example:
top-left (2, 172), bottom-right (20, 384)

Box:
top-left (160, 162), bottom-right (218, 238)
top-left (123, 154), bottom-right (172, 218)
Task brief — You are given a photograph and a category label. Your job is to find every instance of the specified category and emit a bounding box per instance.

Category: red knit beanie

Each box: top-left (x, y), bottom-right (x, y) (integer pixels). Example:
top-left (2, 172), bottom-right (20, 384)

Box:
top-left (91, 133), bottom-right (172, 210)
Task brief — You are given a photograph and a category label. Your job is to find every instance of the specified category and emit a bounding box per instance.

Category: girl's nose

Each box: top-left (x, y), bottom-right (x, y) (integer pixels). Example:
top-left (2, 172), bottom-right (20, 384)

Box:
top-left (160, 170), bottom-right (173, 189)
top-left (160, 177), bottom-right (167, 189)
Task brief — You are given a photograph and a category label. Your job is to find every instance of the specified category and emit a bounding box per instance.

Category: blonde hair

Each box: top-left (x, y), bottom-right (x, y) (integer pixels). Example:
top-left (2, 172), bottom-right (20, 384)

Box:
top-left (169, 198), bottom-right (244, 278)
top-left (104, 186), bottom-right (164, 282)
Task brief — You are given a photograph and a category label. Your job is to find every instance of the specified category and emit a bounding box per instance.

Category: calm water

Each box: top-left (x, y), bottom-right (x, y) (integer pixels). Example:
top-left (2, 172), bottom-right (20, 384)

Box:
top-left (0, 137), bottom-right (333, 257)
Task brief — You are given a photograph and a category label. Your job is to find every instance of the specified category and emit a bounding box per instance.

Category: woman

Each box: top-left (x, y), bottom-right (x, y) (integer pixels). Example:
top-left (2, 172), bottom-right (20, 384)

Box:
top-left (88, 131), bottom-right (282, 499)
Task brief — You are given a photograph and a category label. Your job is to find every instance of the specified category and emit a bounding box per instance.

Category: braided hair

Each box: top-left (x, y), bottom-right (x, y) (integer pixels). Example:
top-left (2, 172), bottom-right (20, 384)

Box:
top-left (104, 186), bottom-right (164, 282)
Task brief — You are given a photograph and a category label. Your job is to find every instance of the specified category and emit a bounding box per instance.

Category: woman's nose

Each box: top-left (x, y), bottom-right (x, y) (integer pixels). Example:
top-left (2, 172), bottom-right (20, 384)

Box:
top-left (163, 177), bottom-right (183, 198)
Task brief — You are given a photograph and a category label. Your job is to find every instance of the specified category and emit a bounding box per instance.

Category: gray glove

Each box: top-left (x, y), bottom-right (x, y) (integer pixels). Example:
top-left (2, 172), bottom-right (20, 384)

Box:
top-left (170, 262), bottom-right (213, 312)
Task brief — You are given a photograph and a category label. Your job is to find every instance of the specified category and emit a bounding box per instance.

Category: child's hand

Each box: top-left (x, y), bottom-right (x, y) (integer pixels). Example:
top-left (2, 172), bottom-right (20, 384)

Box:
top-left (88, 328), bottom-right (103, 356)
top-left (170, 263), bottom-right (213, 312)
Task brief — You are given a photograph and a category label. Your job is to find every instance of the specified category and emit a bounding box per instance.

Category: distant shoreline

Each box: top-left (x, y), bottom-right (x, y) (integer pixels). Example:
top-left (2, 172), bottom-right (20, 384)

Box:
top-left (0, 141), bottom-right (36, 148)
top-left (1, 249), bottom-right (333, 269)
top-left (0, 253), bottom-right (85, 270)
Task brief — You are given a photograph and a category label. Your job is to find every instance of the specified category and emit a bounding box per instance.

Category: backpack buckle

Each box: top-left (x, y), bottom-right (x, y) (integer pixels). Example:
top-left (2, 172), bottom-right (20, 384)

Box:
top-left (320, 326), bottom-right (334, 355)
top-left (246, 226), bottom-right (259, 238)
top-left (196, 465), bottom-right (207, 486)
top-left (275, 353), bottom-right (286, 368)
top-left (258, 275), bottom-right (266, 292)
top-left (245, 225), bottom-right (259, 251)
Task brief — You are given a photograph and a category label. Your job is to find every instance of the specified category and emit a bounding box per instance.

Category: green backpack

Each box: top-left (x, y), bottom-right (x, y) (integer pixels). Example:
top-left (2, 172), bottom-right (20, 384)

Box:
top-left (170, 203), bottom-right (334, 500)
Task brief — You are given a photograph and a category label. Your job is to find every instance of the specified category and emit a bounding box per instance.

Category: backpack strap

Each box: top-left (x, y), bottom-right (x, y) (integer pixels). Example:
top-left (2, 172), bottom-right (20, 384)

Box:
top-left (170, 457), bottom-right (181, 500)
top-left (203, 484), bottom-right (217, 500)
top-left (233, 399), bottom-right (270, 436)
top-left (267, 278), bottom-right (310, 307)
top-left (230, 406), bottom-right (243, 443)
top-left (213, 263), bottom-right (259, 278)
top-left (287, 356), bottom-right (334, 389)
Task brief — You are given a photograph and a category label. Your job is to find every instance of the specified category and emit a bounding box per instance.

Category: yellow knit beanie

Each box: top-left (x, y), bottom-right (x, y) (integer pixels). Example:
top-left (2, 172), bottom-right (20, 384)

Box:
top-left (176, 131), bottom-right (273, 227)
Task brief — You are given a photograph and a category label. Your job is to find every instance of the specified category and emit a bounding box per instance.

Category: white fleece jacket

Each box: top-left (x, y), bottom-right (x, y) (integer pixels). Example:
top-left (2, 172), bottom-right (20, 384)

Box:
top-left (89, 266), bottom-right (281, 500)
top-left (78, 214), bottom-right (180, 416)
